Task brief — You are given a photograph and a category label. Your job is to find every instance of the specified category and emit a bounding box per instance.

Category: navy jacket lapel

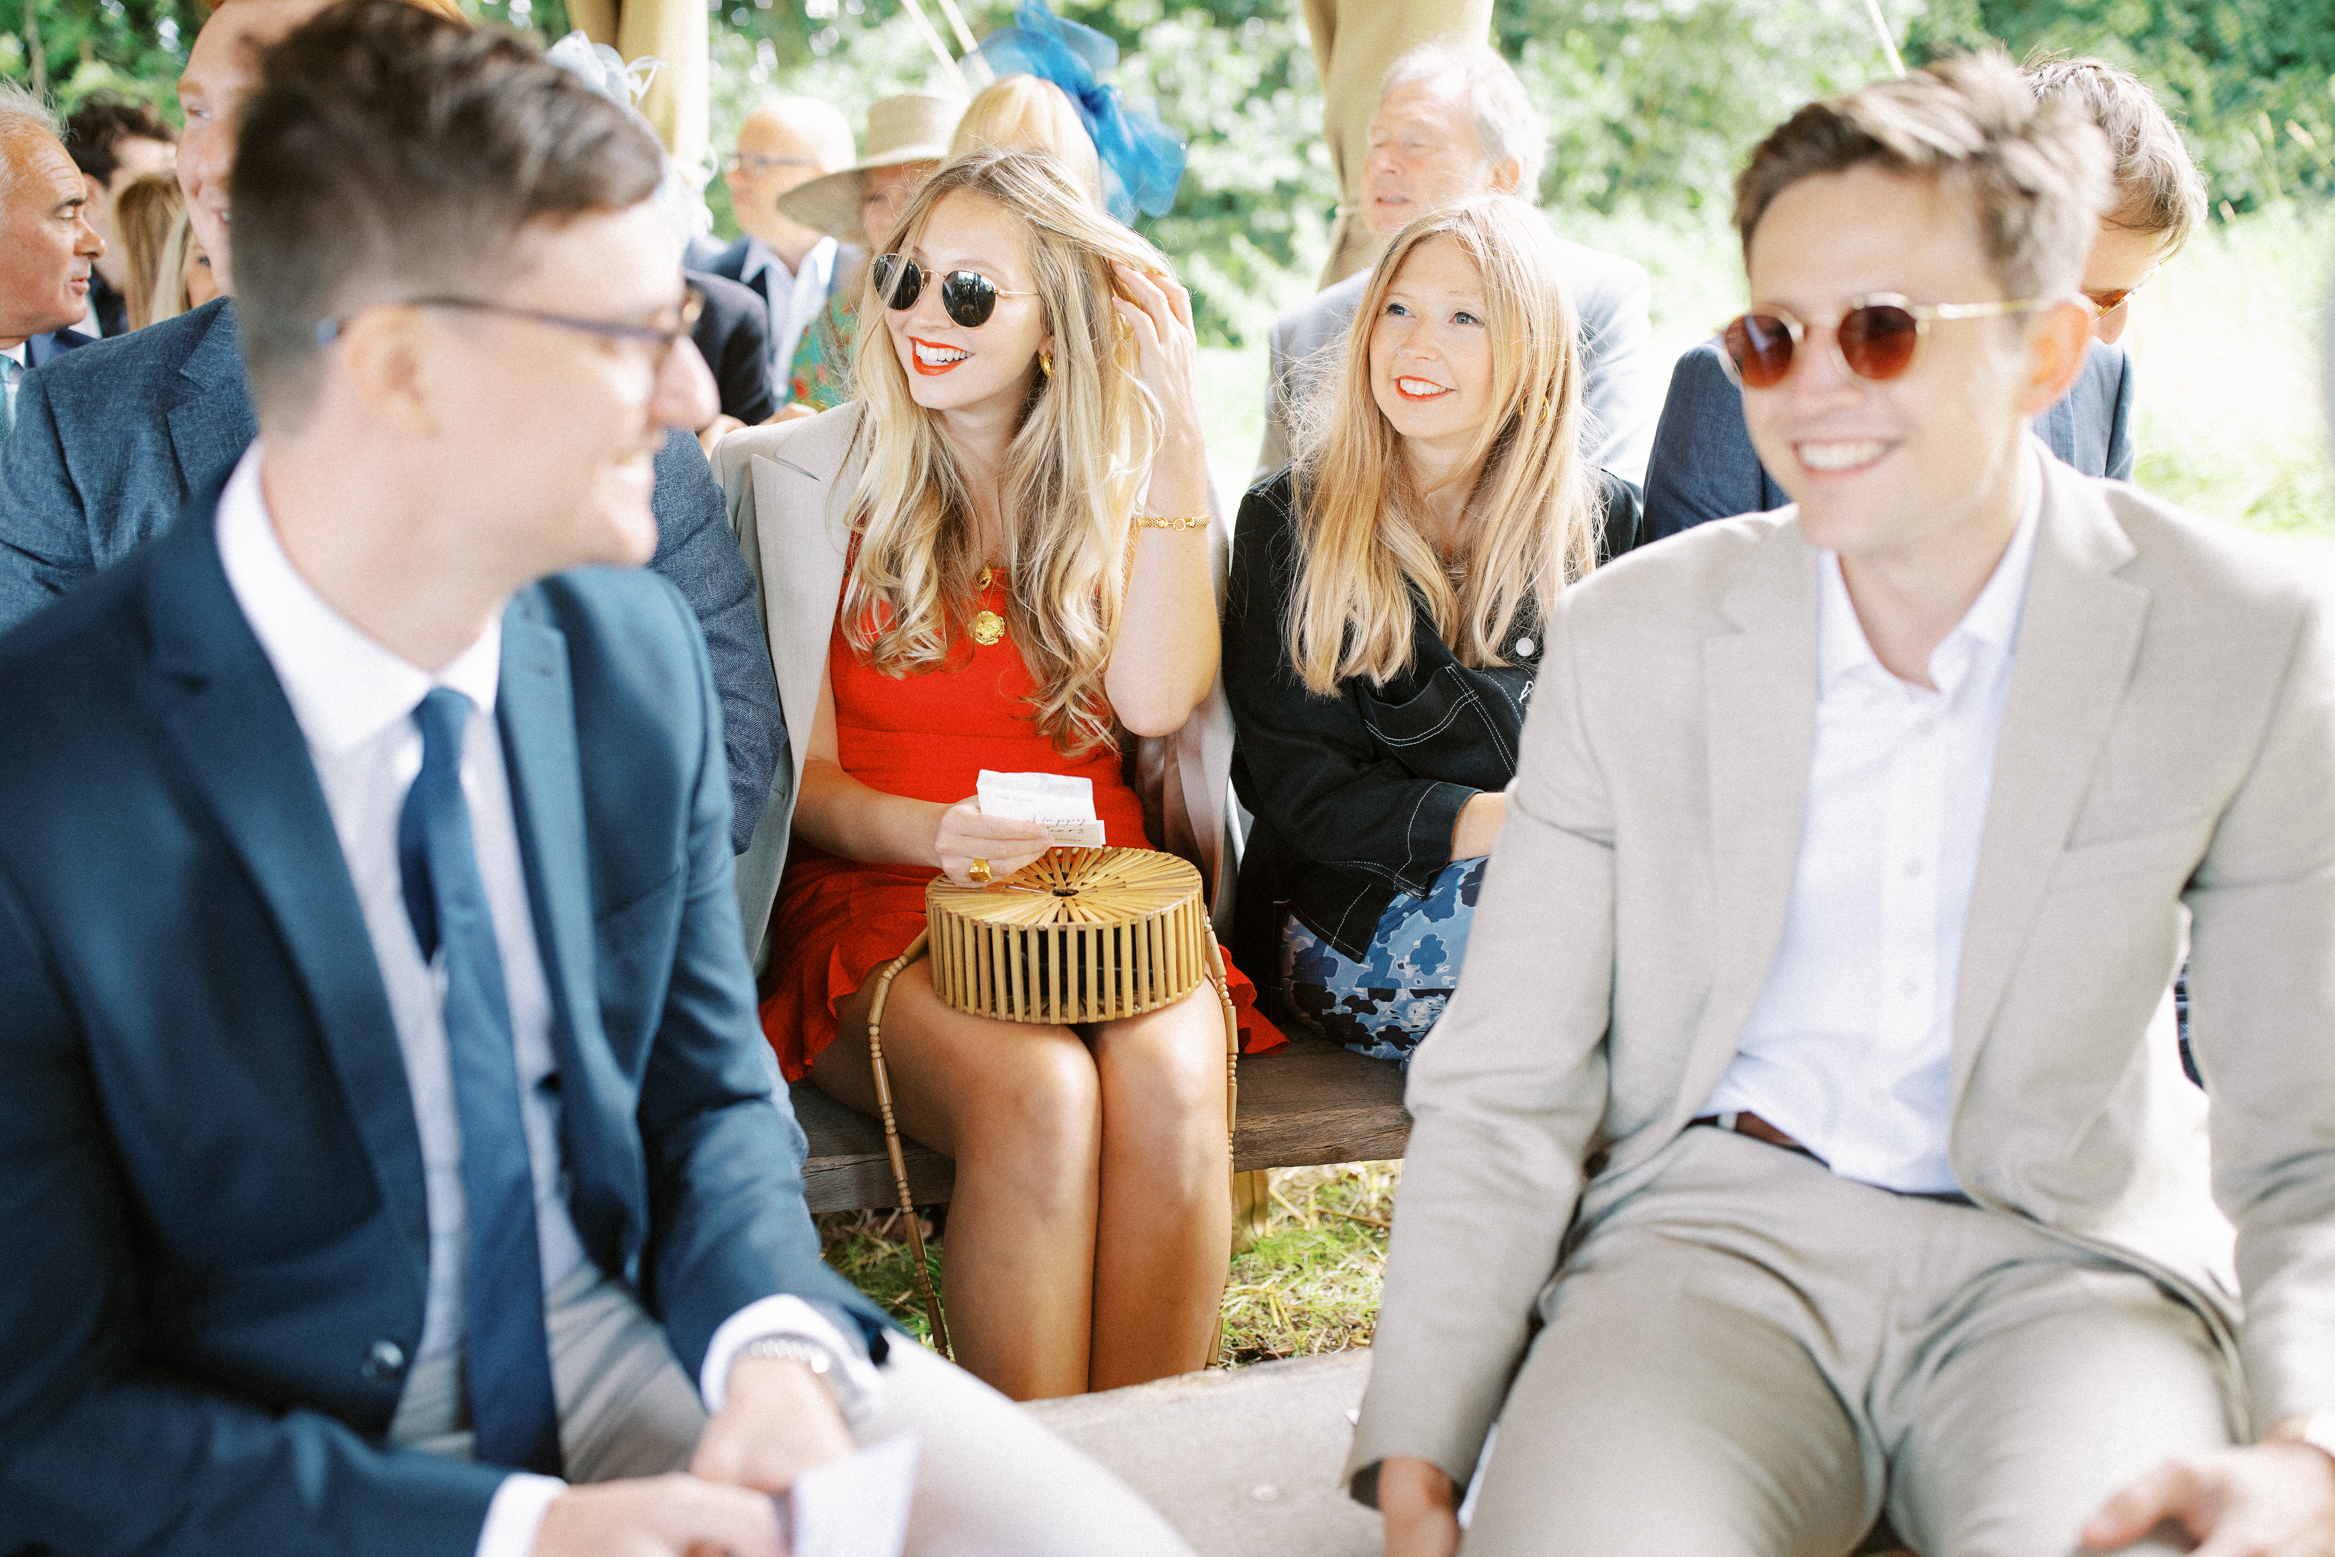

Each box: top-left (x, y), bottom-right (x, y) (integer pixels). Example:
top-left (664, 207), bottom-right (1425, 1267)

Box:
top-left (498, 594), bottom-right (644, 1272)
top-left (165, 302), bottom-right (261, 498)
top-left (141, 491), bottom-right (432, 1280)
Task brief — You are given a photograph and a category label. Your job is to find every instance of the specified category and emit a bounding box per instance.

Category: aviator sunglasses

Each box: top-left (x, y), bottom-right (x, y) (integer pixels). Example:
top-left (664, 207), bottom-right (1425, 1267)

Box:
top-left (1718, 294), bottom-right (2046, 389)
top-left (872, 254), bottom-right (1036, 329)
top-left (2083, 265), bottom-right (2158, 319)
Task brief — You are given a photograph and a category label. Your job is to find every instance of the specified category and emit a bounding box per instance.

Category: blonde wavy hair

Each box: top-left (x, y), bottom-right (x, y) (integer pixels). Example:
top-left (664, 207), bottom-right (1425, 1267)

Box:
top-left (847, 148), bottom-right (1167, 755)
top-left (949, 76), bottom-right (1103, 207)
top-left (1287, 196), bottom-right (1602, 696)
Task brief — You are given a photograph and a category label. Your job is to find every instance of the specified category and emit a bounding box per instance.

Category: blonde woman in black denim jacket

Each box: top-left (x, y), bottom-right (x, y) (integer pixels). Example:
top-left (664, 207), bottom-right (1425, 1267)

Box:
top-left (1224, 195), bottom-right (1641, 1064)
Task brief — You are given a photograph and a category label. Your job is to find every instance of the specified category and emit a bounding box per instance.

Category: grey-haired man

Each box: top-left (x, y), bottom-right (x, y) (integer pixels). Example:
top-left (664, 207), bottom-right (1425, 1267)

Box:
top-left (1254, 41), bottom-right (1663, 487)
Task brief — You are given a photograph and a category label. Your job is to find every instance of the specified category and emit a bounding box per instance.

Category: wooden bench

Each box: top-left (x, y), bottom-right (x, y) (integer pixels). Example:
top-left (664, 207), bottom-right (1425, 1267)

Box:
top-left (792, 1029), bottom-right (1410, 1213)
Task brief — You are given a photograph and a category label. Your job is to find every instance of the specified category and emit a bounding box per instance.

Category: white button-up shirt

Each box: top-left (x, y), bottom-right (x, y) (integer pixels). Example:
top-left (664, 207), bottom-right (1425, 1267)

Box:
top-left (214, 446), bottom-right (870, 1553)
top-left (759, 234), bottom-right (837, 392)
top-left (2, 341), bottom-right (26, 427)
top-left (1701, 469), bottom-right (2042, 1194)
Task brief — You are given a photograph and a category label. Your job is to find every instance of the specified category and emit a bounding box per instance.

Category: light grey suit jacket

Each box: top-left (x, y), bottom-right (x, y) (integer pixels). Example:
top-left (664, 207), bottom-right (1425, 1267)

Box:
top-left (712, 405), bottom-right (1239, 957)
top-left (1351, 446), bottom-right (2335, 1493)
top-left (1254, 234), bottom-right (1663, 486)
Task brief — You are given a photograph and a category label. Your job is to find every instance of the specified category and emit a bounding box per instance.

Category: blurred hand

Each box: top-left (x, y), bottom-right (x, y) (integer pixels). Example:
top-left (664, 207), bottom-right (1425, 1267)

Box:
top-left (933, 796), bottom-right (1050, 887)
top-left (1380, 1455), bottom-right (1462, 1557)
top-left (691, 1354), bottom-right (855, 1495)
top-left (695, 413), bottom-right (744, 456)
top-left (533, 1474), bottom-right (782, 1557)
top-left (766, 402), bottom-right (821, 425)
top-left (2085, 1442), bottom-right (2335, 1556)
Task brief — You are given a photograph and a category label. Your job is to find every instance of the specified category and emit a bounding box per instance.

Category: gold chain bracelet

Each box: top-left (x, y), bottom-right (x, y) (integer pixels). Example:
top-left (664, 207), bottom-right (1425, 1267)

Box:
top-left (1132, 515), bottom-right (1209, 530)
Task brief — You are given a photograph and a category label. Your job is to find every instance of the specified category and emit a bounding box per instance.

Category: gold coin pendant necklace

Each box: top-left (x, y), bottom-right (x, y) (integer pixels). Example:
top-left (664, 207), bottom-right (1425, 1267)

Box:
top-left (972, 566), bottom-right (1006, 647)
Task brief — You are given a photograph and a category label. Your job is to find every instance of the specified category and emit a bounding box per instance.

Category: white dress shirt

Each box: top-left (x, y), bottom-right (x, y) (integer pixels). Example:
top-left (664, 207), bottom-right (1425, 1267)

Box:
top-left (758, 234), bottom-right (837, 389)
top-left (1701, 464), bottom-right (2043, 1194)
top-left (2, 341), bottom-right (26, 429)
top-left (214, 446), bottom-right (872, 1555)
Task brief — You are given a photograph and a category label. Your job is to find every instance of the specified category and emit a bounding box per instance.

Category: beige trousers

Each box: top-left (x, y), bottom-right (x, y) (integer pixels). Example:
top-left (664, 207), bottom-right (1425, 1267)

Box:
top-left (1303, 0), bottom-right (1495, 287)
top-left (392, 1268), bottom-right (1194, 1555)
top-left (1461, 1127), bottom-right (2234, 1557)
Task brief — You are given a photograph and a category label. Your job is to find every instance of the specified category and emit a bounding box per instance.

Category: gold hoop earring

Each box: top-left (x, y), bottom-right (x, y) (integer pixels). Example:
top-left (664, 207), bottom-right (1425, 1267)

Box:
top-left (1040, 351), bottom-right (1055, 378)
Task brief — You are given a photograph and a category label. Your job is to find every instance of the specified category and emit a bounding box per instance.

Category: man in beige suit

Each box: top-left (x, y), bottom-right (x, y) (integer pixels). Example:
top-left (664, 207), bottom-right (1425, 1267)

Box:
top-left (1354, 55), bottom-right (2335, 1557)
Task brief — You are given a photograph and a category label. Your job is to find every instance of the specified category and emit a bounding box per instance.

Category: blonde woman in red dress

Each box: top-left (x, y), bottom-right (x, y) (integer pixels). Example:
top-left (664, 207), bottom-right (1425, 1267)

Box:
top-left (716, 149), bottom-right (1269, 1400)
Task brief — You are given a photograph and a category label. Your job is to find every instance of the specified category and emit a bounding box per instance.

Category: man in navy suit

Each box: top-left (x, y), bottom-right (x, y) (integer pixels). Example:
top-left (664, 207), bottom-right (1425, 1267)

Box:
top-left (0, 83), bottom-right (103, 436)
top-left (689, 266), bottom-right (779, 430)
top-left (687, 97), bottom-right (862, 410)
top-left (0, 6), bottom-right (1193, 1555)
top-left (1642, 55), bottom-right (2205, 541)
top-left (0, 0), bottom-right (786, 855)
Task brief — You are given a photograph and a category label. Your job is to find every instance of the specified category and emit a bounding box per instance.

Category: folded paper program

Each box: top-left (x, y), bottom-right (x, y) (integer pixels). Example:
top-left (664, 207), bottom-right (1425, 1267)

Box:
top-left (976, 768), bottom-right (1107, 847)
top-left (778, 1434), bottom-right (919, 1557)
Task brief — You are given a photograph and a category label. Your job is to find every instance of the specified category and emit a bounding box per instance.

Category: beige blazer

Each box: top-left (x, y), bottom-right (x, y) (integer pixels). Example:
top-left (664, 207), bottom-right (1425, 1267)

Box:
top-left (713, 404), bottom-right (1238, 958)
top-left (1352, 446), bottom-right (2335, 1489)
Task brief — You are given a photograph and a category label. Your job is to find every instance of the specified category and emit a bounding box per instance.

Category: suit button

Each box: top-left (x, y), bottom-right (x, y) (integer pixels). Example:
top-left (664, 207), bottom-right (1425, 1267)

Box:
top-left (362, 1339), bottom-right (408, 1385)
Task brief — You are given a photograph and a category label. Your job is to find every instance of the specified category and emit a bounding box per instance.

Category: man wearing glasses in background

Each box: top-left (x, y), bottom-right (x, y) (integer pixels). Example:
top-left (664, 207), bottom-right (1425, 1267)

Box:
top-left (0, 6), bottom-right (1194, 1554)
top-left (0, 0), bottom-right (787, 864)
top-left (1642, 54), bottom-right (2207, 541)
top-left (1354, 54), bottom-right (2335, 1557)
top-left (689, 98), bottom-right (860, 411)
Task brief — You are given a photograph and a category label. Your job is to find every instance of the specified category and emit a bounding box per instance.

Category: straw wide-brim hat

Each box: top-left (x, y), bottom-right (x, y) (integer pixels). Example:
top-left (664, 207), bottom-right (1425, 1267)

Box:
top-left (776, 93), bottom-right (967, 245)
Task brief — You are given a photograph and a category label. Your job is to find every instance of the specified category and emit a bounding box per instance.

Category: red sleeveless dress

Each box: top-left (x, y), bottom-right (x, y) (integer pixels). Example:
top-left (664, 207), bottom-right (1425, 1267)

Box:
top-left (759, 572), bottom-right (1282, 1080)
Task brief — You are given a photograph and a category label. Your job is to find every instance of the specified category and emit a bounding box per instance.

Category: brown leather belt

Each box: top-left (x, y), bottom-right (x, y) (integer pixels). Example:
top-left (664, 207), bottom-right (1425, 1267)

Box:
top-left (1689, 1110), bottom-right (1825, 1163)
top-left (1686, 1114), bottom-right (1975, 1205)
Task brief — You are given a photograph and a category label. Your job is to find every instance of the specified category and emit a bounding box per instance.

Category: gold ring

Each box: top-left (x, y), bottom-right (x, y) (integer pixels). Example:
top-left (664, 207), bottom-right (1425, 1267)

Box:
top-left (968, 858), bottom-right (992, 885)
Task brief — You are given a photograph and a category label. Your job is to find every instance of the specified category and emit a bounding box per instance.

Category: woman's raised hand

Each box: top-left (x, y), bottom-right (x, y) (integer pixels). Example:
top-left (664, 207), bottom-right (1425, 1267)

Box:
top-left (1110, 261), bottom-right (1205, 455)
top-left (933, 796), bottom-right (1052, 887)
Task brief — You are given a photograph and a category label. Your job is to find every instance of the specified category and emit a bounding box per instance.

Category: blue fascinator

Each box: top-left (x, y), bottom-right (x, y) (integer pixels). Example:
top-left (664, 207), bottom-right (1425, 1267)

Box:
top-left (969, 0), bottom-right (1187, 224)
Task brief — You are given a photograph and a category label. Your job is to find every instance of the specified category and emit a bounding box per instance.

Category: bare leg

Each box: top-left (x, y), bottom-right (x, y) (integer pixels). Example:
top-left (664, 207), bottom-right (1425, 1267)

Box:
top-left (816, 967), bottom-right (1100, 1400)
top-left (1086, 983), bottom-right (1232, 1391)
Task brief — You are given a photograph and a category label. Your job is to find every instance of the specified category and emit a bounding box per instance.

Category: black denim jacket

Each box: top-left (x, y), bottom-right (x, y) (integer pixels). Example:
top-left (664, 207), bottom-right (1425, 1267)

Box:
top-left (1223, 467), bottom-right (1642, 982)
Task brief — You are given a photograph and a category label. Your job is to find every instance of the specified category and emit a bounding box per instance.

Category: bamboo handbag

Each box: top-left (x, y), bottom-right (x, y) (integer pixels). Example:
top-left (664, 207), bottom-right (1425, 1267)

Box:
top-left (860, 847), bottom-right (1240, 1355)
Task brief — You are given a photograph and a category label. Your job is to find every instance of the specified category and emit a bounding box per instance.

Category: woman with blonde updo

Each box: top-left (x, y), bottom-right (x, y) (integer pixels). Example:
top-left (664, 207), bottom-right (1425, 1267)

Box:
top-left (949, 74), bottom-right (1103, 206)
top-left (1223, 195), bottom-right (1642, 1066)
top-left (717, 149), bottom-right (1273, 1400)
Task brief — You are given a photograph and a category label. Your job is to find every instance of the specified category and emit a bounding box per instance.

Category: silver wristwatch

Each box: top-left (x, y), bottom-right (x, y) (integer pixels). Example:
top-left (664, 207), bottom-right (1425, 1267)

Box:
top-left (738, 1333), bottom-right (870, 1422)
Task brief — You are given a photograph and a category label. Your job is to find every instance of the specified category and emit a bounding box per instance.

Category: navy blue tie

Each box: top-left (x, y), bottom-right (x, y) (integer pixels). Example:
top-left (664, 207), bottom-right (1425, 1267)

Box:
top-left (397, 687), bottom-right (563, 1475)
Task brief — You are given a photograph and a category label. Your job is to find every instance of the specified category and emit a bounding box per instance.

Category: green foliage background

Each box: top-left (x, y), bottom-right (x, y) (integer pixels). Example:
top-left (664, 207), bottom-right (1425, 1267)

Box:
top-left (5, 0), bottom-right (2326, 340)
top-left (687, 0), bottom-right (2335, 344)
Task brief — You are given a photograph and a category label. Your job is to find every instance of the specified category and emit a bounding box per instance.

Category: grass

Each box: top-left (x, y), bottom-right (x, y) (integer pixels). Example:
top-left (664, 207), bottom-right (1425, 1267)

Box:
top-left (814, 1161), bottom-right (1401, 1366)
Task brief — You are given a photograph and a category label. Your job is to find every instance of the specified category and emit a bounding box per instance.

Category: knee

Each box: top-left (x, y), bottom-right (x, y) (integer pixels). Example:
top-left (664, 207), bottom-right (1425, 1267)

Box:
top-left (1099, 1003), bottom-right (1230, 1149)
top-left (956, 1032), bottom-right (1100, 1189)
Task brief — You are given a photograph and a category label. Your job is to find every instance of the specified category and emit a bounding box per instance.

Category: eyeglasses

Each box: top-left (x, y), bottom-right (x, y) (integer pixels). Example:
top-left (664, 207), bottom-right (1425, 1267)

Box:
top-left (2083, 265), bottom-right (2159, 318)
top-left (315, 284), bottom-right (706, 360)
top-left (1717, 294), bottom-right (2047, 389)
top-left (871, 254), bottom-right (1035, 329)
top-left (724, 152), bottom-right (818, 177)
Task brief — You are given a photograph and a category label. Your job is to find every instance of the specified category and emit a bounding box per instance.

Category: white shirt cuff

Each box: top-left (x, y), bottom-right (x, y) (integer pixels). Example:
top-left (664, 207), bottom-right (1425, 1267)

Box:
top-left (477, 1472), bottom-right (565, 1557)
top-left (699, 1293), bottom-right (884, 1416)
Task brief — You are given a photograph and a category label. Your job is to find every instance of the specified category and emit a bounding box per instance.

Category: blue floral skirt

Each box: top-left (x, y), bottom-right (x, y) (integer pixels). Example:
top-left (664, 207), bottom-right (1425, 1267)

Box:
top-left (1279, 857), bottom-right (1488, 1066)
